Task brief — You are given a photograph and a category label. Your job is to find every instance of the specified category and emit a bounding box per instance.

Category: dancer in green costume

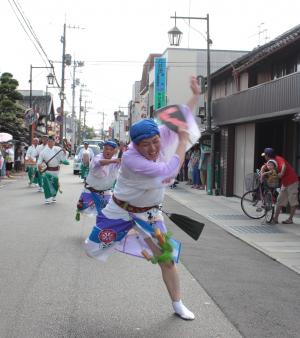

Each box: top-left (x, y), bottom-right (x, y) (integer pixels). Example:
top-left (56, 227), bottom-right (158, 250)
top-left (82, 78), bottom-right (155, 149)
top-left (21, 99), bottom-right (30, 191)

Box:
top-left (25, 138), bottom-right (39, 186)
top-left (37, 136), bottom-right (69, 204)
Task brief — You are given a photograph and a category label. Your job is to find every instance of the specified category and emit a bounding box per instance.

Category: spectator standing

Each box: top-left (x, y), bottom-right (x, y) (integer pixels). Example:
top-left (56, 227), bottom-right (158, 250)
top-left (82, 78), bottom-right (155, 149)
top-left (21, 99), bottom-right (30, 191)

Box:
top-left (4, 143), bottom-right (14, 178)
top-left (14, 145), bottom-right (23, 172)
top-left (183, 151), bottom-right (190, 182)
top-left (261, 148), bottom-right (299, 224)
top-left (186, 149), bottom-right (193, 185)
top-left (0, 145), bottom-right (4, 180)
top-left (199, 143), bottom-right (209, 189)
top-left (191, 145), bottom-right (201, 189)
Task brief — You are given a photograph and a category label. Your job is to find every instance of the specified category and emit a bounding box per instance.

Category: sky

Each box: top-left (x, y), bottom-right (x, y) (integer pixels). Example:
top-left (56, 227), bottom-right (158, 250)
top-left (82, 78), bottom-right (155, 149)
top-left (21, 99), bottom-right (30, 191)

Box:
top-left (1, 0), bottom-right (300, 131)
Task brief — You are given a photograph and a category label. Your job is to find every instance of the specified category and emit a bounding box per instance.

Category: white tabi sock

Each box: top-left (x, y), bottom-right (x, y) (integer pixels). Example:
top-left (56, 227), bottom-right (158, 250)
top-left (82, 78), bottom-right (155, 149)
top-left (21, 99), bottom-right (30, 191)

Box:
top-left (172, 300), bottom-right (195, 320)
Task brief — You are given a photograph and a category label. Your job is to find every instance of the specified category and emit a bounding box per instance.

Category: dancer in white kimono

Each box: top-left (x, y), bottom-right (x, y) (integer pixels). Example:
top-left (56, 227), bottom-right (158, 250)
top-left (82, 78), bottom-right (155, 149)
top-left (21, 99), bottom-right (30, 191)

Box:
top-left (37, 136), bottom-right (68, 204)
top-left (85, 76), bottom-right (201, 320)
top-left (76, 140), bottom-right (120, 220)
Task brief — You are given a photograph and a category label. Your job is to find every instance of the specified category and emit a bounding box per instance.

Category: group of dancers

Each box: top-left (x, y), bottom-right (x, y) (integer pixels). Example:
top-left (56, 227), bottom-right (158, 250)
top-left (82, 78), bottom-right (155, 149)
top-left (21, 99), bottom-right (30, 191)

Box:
top-left (76, 76), bottom-right (201, 320)
top-left (25, 135), bottom-right (69, 204)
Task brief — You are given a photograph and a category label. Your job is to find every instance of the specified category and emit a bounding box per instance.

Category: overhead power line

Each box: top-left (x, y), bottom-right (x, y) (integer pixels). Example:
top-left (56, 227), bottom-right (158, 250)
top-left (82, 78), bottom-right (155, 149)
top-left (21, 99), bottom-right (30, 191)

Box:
top-left (7, 0), bottom-right (48, 66)
top-left (7, 0), bottom-right (60, 89)
top-left (12, 0), bottom-right (50, 63)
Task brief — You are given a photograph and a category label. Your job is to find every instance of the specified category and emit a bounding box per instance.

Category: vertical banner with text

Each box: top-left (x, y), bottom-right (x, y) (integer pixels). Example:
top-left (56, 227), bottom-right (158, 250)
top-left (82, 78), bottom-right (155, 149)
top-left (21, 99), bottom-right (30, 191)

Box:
top-left (154, 57), bottom-right (166, 110)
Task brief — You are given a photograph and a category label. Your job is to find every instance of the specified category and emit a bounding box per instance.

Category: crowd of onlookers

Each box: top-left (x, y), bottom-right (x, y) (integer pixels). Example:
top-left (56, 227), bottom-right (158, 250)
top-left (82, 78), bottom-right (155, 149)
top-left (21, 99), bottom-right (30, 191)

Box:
top-left (0, 142), bottom-right (28, 179)
top-left (173, 143), bottom-right (210, 190)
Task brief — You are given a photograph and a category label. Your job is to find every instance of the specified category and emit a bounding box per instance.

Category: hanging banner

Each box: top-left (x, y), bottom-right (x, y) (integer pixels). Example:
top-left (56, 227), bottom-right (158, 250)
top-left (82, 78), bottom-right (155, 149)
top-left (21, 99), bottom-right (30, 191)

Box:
top-left (24, 108), bottom-right (39, 126)
top-left (154, 57), bottom-right (166, 110)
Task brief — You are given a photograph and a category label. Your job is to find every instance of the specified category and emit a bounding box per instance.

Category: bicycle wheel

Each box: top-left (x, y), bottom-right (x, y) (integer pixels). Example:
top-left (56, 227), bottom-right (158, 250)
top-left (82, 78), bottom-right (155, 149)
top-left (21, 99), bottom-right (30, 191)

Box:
top-left (241, 189), bottom-right (266, 219)
top-left (264, 190), bottom-right (275, 223)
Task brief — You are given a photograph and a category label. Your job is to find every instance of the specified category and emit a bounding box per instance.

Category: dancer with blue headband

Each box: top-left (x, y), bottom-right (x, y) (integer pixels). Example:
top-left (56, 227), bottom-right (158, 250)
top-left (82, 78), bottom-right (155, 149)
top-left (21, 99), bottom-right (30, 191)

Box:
top-left (84, 76), bottom-right (201, 320)
top-left (76, 140), bottom-right (121, 220)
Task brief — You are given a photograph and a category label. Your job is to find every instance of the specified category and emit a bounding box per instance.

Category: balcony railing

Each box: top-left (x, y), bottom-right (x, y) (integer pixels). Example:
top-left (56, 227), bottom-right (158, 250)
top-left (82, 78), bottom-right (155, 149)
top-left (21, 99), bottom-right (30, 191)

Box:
top-left (212, 71), bottom-right (300, 125)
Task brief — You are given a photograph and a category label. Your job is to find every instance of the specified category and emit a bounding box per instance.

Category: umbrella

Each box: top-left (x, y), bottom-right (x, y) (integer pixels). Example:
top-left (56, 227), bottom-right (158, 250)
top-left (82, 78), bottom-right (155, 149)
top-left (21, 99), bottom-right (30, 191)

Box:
top-left (0, 132), bottom-right (13, 143)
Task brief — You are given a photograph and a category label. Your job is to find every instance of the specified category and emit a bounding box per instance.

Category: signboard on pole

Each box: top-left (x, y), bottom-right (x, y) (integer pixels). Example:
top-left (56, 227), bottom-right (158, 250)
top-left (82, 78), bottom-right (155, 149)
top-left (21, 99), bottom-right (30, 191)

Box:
top-left (24, 108), bottom-right (39, 126)
top-left (154, 57), bottom-right (166, 110)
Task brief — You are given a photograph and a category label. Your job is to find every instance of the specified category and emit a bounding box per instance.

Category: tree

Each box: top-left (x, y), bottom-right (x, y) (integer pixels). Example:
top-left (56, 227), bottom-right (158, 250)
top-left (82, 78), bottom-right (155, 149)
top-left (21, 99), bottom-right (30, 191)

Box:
top-left (0, 72), bottom-right (28, 142)
top-left (84, 126), bottom-right (96, 140)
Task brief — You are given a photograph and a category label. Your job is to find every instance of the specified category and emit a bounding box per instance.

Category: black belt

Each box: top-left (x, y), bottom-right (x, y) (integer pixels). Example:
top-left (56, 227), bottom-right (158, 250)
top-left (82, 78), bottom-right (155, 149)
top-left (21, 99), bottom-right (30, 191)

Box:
top-left (47, 166), bottom-right (60, 171)
top-left (84, 183), bottom-right (106, 194)
top-left (112, 195), bottom-right (157, 213)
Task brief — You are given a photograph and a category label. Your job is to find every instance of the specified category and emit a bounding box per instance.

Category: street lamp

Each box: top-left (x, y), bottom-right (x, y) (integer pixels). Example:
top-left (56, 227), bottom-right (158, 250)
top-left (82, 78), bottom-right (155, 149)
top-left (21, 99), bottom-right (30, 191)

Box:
top-left (46, 73), bottom-right (55, 86)
top-left (168, 12), bottom-right (214, 194)
top-left (168, 12), bottom-right (183, 46)
top-left (168, 12), bottom-right (212, 133)
top-left (29, 65), bottom-right (55, 143)
top-left (59, 92), bottom-right (65, 100)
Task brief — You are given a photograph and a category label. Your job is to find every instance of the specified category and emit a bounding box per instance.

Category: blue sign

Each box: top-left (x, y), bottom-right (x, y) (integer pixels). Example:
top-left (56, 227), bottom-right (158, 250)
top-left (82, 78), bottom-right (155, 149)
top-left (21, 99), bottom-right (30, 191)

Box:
top-left (154, 57), bottom-right (166, 110)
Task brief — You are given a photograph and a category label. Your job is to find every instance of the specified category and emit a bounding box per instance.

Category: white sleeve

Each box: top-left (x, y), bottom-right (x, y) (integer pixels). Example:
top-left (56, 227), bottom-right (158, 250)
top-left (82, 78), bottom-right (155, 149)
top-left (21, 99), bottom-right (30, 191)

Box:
top-left (78, 149), bottom-right (83, 161)
top-left (58, 148), bottom-right (67, 162)
top-left (37, 151), bottom-right (44, 165)
top-left (25, 147), bottom-right (31, 159)
top-left (89, 148), bottom-right (94, 160)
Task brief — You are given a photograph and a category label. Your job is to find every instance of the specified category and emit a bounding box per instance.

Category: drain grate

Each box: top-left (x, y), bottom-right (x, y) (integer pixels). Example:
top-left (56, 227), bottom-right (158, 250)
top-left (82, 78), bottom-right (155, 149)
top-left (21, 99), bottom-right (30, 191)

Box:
top-left (227, 225), bottom-right (284, 234)
top-left (209, 214), bottom-right (250, 221)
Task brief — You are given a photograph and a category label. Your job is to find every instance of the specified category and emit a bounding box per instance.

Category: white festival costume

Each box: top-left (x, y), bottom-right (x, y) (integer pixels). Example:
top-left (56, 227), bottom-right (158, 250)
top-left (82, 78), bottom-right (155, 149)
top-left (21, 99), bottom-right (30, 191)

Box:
top-left (37, 146), bottom-right (67, 200)
top-left (76, 153), bottom-right (120, 217)
top-left (84, 104), bottom-right (200, 261)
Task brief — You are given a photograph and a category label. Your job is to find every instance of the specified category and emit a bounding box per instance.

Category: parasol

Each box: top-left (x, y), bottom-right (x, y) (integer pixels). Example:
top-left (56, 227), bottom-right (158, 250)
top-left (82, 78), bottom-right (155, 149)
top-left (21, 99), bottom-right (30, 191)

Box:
top-left (0, 132), bottom-right (13, 143)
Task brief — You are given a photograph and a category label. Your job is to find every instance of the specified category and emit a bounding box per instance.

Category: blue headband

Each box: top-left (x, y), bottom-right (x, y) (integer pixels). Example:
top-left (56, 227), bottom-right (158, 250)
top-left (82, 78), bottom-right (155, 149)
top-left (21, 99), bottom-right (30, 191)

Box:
top-left (130, 119), bottom-right (160, 144)
top-left (103, 140), bottom-right (117, 149)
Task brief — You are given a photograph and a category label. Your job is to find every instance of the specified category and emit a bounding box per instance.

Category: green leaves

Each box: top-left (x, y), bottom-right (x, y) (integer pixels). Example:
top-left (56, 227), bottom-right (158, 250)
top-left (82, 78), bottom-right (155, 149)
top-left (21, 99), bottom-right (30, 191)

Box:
top-left (0, 72), bottom-right (28, 141)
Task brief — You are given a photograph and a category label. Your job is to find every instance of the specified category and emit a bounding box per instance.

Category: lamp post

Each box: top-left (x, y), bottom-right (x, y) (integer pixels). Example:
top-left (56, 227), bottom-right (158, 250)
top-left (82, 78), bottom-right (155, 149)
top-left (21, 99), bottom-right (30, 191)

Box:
top-left (29, 65), bottom-right (55, 143)
top-left (97, 112), bottom-right (106, 140)
top-left (71, 60), bottom-right (84, 152)
top-left (168, 12), bottom-right (214, 193)
top-left (168, 12), bottom-right (212, 132)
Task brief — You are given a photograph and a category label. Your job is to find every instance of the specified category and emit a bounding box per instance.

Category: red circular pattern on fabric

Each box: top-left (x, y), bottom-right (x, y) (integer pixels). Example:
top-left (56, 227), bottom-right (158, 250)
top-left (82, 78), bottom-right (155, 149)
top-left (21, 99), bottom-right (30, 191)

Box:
top-left (98, 229), bottom-right (117, 244)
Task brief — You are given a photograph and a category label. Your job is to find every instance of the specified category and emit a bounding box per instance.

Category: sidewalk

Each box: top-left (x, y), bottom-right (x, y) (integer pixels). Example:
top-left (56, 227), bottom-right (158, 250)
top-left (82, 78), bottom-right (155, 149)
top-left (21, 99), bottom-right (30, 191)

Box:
top-left (165, 183), bottom-right (300, 275)
top-left (0, 172), bottom-right (26, 188)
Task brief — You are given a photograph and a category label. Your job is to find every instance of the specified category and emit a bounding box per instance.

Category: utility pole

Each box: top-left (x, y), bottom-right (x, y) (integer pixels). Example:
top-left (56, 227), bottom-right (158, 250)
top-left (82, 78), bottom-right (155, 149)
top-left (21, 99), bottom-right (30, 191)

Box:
top-left (98, 112), bottom-right (106, 140)
top-left (59, 23), bottom-right (66, 144)
top-left (78, 87), bottom-right (83, 144)
top-left (102, 112), bottom-right (104, 140)
top-left (83, 100), bottom-right (87, 137)
top-left (82, 100), bottom-right (92, 138)
top-left (71, 61), bottom-right (76, 147)
top-left (169, 12), bottom-right (214, 194)
top-left (71, 60), bottom-right (84, 152)
top-left (78, 85), bottom-right (90, 143)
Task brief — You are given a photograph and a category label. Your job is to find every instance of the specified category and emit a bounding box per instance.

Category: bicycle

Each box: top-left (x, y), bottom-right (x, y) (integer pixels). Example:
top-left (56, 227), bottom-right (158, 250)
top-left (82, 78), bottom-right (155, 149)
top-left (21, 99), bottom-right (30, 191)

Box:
top-left (241, 171), bottom-right (278, 223)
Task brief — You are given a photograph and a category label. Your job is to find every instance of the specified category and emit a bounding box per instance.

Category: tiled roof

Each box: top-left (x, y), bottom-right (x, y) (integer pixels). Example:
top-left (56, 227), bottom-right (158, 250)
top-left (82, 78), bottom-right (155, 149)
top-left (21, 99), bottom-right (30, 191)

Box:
top-left (211, 24), bottom-right (300, 79)
top-left (18, 90), bottom-right (55, 119)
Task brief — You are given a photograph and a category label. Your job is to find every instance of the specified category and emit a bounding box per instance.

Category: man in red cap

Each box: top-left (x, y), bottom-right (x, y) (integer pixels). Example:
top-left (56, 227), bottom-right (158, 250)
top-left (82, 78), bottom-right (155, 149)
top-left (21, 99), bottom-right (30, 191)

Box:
top-left (261, 148), bottom-right (299, 224)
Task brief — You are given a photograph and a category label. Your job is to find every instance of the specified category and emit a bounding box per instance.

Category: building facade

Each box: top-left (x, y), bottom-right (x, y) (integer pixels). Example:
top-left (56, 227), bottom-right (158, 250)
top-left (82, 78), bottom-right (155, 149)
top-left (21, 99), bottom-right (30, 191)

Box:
top-left (19, 89), bottom-right (56, 142)
top-left (210, 25), bottom-right (300, 197)
top-left (137, 48), bottom-right (248, 130)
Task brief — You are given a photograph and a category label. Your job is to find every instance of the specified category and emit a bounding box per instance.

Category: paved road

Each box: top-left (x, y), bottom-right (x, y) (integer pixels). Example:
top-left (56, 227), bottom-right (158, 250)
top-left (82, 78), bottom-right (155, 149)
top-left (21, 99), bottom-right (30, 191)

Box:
top-left (164, 196), bottom-right (300, 338)
top-left (1, 168), bottom-right (300, 338)
top-left (0, 168), bottom-right (241, 338)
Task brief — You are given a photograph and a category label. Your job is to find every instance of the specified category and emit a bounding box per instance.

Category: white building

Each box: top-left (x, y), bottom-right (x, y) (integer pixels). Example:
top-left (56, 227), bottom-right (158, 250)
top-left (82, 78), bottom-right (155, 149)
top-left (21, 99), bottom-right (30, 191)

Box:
top-left (138, 48), bottom-right (248, 128)
top-left (113, 110), bottom-right (128, 142)
top-left (129, 81), bottom-right (142, 125)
